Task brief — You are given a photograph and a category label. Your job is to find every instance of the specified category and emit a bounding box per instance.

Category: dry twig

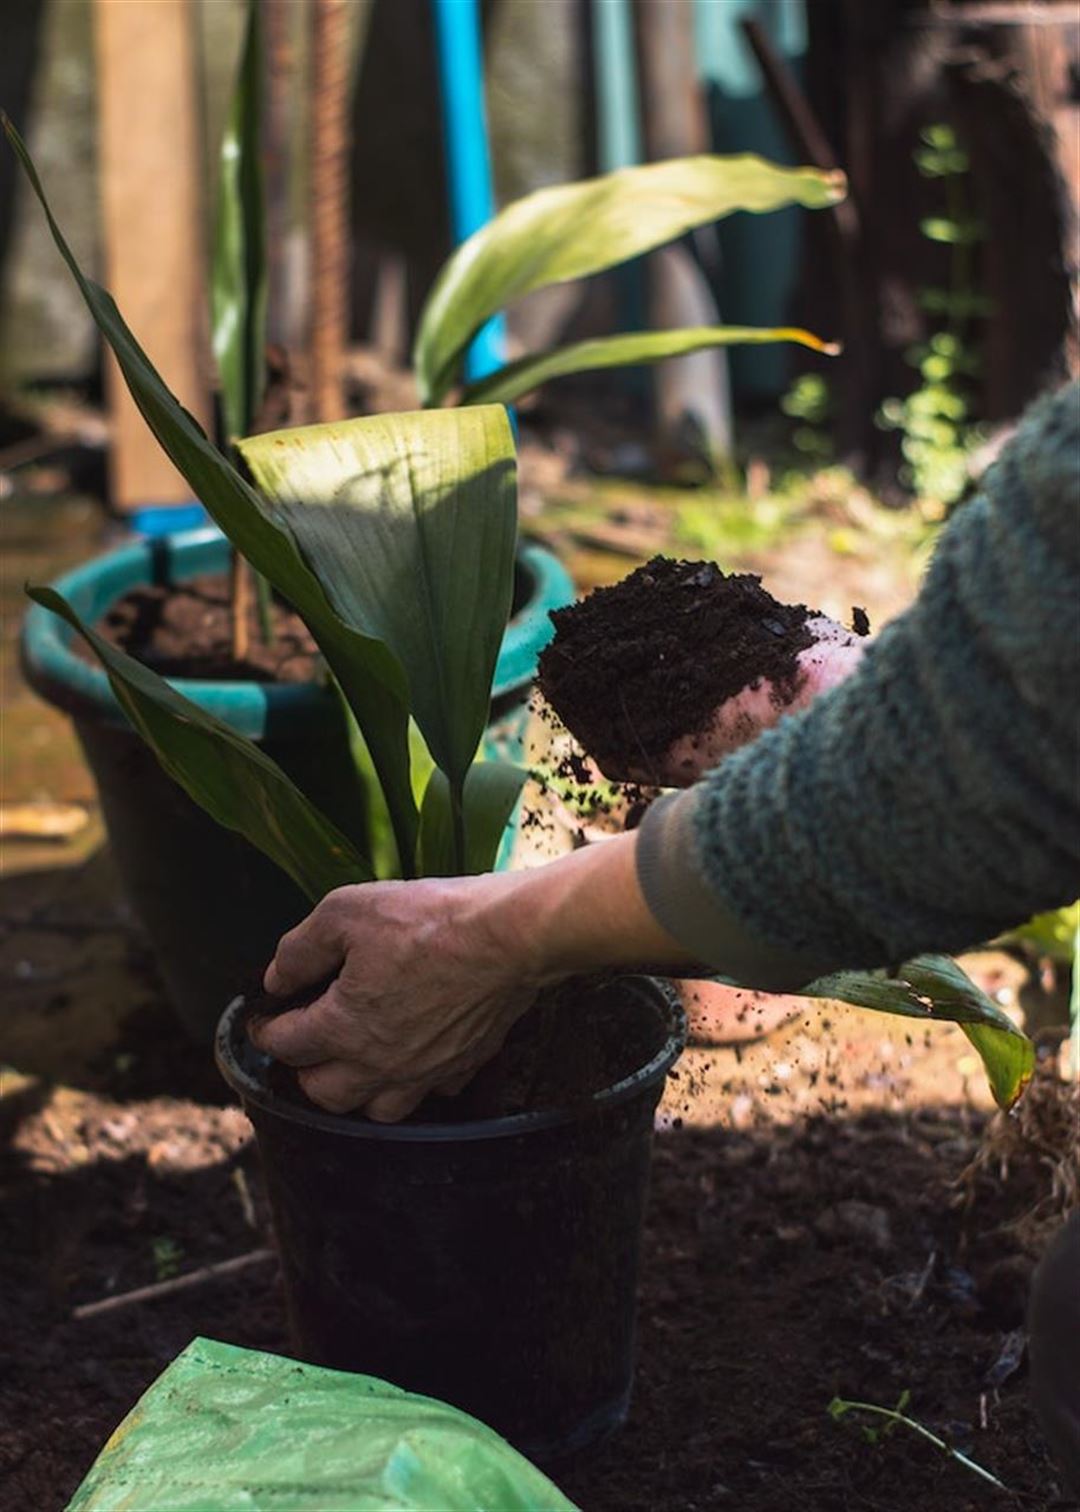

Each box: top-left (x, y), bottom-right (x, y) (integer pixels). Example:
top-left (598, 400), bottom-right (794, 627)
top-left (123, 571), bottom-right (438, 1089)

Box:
top-left (72, 1248), bottom-right (276, 1320)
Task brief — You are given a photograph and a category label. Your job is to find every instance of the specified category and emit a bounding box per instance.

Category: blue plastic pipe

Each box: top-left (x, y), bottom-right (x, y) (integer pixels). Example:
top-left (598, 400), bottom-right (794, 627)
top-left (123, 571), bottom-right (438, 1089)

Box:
top-left (591, 0), bottom-right (644, 383)
top-left (430, 0), bottom-right (506, 386)
top-left (593, 0), bottom-right (640, 172)
top-left (129, 502), bottom-right (209, 537)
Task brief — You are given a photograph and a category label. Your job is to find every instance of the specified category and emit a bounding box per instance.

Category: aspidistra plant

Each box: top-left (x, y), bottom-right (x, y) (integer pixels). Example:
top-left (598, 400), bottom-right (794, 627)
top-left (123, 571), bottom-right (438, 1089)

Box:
top-left (7, 114), bottom-right (515, 883)
top-left (7, 119), bottom-right (1033, 1109)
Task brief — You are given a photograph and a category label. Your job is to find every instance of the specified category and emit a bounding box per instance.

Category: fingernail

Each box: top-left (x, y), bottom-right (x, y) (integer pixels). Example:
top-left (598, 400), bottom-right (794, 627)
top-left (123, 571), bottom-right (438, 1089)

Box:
top-left (247, 1014), bottom-right (267, 1046)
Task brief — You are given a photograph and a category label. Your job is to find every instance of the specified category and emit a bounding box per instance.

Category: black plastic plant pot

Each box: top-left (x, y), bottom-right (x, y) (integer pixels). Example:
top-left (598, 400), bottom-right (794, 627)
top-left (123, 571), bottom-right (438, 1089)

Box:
top-left (216, 977), bottom-right (686, 1464)
top-left (21, 529), bottom-right (573, 1041)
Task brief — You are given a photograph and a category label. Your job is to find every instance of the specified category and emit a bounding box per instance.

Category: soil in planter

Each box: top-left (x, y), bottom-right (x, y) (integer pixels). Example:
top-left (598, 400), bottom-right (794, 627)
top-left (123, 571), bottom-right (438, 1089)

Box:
top-left (81, 573), bottom-right (321, 683)
top-left (536, 556), bottom-right (819, 773)
top-left (85, 560), bottom-right (535, 686)
top-left (249, 975), bottom-right (668, 1123)
top-left (440, 978), bottom-right (666, 1118)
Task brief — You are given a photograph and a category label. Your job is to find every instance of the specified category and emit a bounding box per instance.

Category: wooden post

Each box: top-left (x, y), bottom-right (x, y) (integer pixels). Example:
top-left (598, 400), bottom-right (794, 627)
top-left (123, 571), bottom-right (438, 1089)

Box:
top-left (632, 0), bottom-right (732, 467)
top-left (740, 16), bottom-right (875, 470)
top-left (310, 0), bottom-right (350, 423)
top-left (263, 0), bottom-right (294, 355)
top-left (94, 0), bottom-right (211, 511)
top-left (1014, 13), bottom-right (1080, 375)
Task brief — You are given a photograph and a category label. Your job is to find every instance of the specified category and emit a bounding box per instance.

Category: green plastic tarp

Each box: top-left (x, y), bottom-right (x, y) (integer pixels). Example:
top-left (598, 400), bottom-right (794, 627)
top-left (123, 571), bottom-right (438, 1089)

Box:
top-left (66, 1337), bottom-right (580, 1512)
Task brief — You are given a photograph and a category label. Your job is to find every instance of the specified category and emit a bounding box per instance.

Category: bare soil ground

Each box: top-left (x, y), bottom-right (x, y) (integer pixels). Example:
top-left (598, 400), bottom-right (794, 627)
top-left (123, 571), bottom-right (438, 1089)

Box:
top-left (1, 871), bottom-right (1075, 1511)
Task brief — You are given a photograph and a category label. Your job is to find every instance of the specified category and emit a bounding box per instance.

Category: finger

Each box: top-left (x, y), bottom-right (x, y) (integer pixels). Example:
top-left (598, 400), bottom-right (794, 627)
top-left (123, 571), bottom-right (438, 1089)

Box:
top-left (804, 612), bottom-right (863, 646)
top-left (795, 616), bottom-right (867, 699)
top-left (447, 1017), bottom-right (515, 1086)
top-left (365, 1085), bottom-right (426, 1124)
top-left (264, 891), bottom-right (351, 995)
top-left (296, 1060), bottom-right (373, 1115)
top-left (433, 1069), bottom-right (474, 1098)
top-left (249, 993), bottom-right (339, 1067)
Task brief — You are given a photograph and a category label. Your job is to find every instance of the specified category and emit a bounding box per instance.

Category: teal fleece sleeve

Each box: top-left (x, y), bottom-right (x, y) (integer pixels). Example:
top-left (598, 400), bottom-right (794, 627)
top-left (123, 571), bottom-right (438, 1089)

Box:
top-left (636, 382), bottom-right (1080, 986)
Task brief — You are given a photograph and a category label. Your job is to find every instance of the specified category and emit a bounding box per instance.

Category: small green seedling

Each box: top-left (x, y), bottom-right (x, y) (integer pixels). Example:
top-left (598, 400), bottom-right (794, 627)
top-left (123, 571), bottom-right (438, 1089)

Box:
top-left (829, 1391), bottom-right (1008, 1492)
top-left (151, 1237), bottom-right (183, 1284)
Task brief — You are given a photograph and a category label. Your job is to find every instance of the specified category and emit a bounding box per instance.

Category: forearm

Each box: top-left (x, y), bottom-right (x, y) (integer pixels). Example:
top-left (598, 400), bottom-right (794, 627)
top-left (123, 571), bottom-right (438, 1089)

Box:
top-left (483, 830), bottom-right (834, 994)
top-left (638, 383), bottom-right (1080, 974)
top-left (487, 832), bottom-right (693, 982)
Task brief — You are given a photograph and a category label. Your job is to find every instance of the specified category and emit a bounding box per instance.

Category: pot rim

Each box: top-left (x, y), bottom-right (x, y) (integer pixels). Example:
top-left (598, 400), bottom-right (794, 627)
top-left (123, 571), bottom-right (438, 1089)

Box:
top-left (215, 976), bottom-right (686, 1144)
top-left (21, 528), bottom-right (573, 736)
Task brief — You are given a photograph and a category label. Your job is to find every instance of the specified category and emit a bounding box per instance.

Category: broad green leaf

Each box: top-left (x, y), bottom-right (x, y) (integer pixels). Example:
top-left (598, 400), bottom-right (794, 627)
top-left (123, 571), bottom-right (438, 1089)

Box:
top-left (341, 700), bottom-right (437, 880)
top-left (415, 154), bottom-right (846, 404)
top-left (239, 408), bottom-right (518, 798)
top-left (211, 0), bottom-right (266, 443)
top-left (1003, 899), bottom-right (1079, 965)
top-left (460, 325), bottom-right (839, 408)
top-left (4, 115), bottom-right (418, 873)
top-left (419, 762), bottom-right (528, 876)
top-left (30, 587), bottom-right (371, 900)
top-left (803, 954), bottom-right (1033, 1110)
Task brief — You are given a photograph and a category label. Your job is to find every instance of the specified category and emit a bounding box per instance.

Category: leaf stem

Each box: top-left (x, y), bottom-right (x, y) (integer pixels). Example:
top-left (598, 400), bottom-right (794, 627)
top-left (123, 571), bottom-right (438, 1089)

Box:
top-left (254, 570), bottom-right (274, 644)
top-left (230, 549), bottom-right (251, 663)
top-left (450, 780), bottom-right (467, 876)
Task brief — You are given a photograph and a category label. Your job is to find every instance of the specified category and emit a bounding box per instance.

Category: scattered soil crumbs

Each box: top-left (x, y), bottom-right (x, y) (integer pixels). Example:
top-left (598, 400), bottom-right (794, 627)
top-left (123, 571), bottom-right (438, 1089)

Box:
top-left (537, 557), bottom-right (817, 772)
top-left (84, 573), bottom-right (320, 683)
top-left (2, 984), bottom-right (1074, 1512)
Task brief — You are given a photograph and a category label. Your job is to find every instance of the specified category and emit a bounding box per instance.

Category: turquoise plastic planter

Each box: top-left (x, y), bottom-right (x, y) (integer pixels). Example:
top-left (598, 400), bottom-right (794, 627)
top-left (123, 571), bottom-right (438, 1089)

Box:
top-left (22, 528), bottom-right (571, 732)
top-left (22, 530), bottom-right (573, 1039)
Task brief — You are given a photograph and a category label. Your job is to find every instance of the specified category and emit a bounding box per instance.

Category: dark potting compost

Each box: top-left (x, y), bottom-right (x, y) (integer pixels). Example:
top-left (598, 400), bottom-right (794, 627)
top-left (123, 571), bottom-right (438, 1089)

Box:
top-left (444, 980), bottom-right (663, 1120)
top-left (247, 973), bottom-right (665, 1123)
top-left (84, 572), bottom-right (321, 683)
top-left (5, 1013), bottom-right (1071, 1512)
top-left (537, 556), bottom-right (817, 772)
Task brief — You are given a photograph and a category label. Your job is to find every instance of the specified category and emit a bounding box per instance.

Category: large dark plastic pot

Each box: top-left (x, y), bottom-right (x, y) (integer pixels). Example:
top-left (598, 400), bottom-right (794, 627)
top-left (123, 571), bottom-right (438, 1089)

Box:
top-left (215, 977), bottom-right (686, 1463)
top-left (21, 529), bottom-right (573, 1040)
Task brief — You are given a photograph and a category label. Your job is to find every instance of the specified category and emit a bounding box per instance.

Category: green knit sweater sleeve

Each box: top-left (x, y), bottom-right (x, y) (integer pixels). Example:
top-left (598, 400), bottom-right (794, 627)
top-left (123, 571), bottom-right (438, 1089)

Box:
top-left (636, 382), bottom-right (1080, 985)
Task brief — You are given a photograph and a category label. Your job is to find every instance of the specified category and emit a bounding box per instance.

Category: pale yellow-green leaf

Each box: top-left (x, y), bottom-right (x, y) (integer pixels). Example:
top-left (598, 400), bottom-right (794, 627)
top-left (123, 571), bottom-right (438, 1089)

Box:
top-left (415, 153), bottom-right (846, 404)
top-left (461, 325), bottom-right (839, 407)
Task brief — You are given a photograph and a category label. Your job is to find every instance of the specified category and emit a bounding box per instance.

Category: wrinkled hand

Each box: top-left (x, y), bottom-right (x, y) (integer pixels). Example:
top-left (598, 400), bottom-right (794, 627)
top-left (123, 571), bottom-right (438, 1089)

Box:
top-left (249, 874), bottom-right (544, 1122)
top-left (607, 614), bottom-right (867, 787)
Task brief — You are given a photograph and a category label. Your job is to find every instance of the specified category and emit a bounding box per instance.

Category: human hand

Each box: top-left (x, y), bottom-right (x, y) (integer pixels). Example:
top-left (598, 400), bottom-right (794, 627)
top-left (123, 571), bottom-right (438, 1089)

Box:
top-left (248, 873), bottom-right (546, 1122)
top-left (600, 614), bottom-right (867, 787)
top-left (248, 831), bottom-right (688, 1123)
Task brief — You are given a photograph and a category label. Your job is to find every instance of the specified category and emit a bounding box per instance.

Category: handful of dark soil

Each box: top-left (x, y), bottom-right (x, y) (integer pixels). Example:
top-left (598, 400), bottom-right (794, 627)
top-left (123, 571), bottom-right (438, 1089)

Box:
top-left (537, 556), bottom-right (818, 774)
